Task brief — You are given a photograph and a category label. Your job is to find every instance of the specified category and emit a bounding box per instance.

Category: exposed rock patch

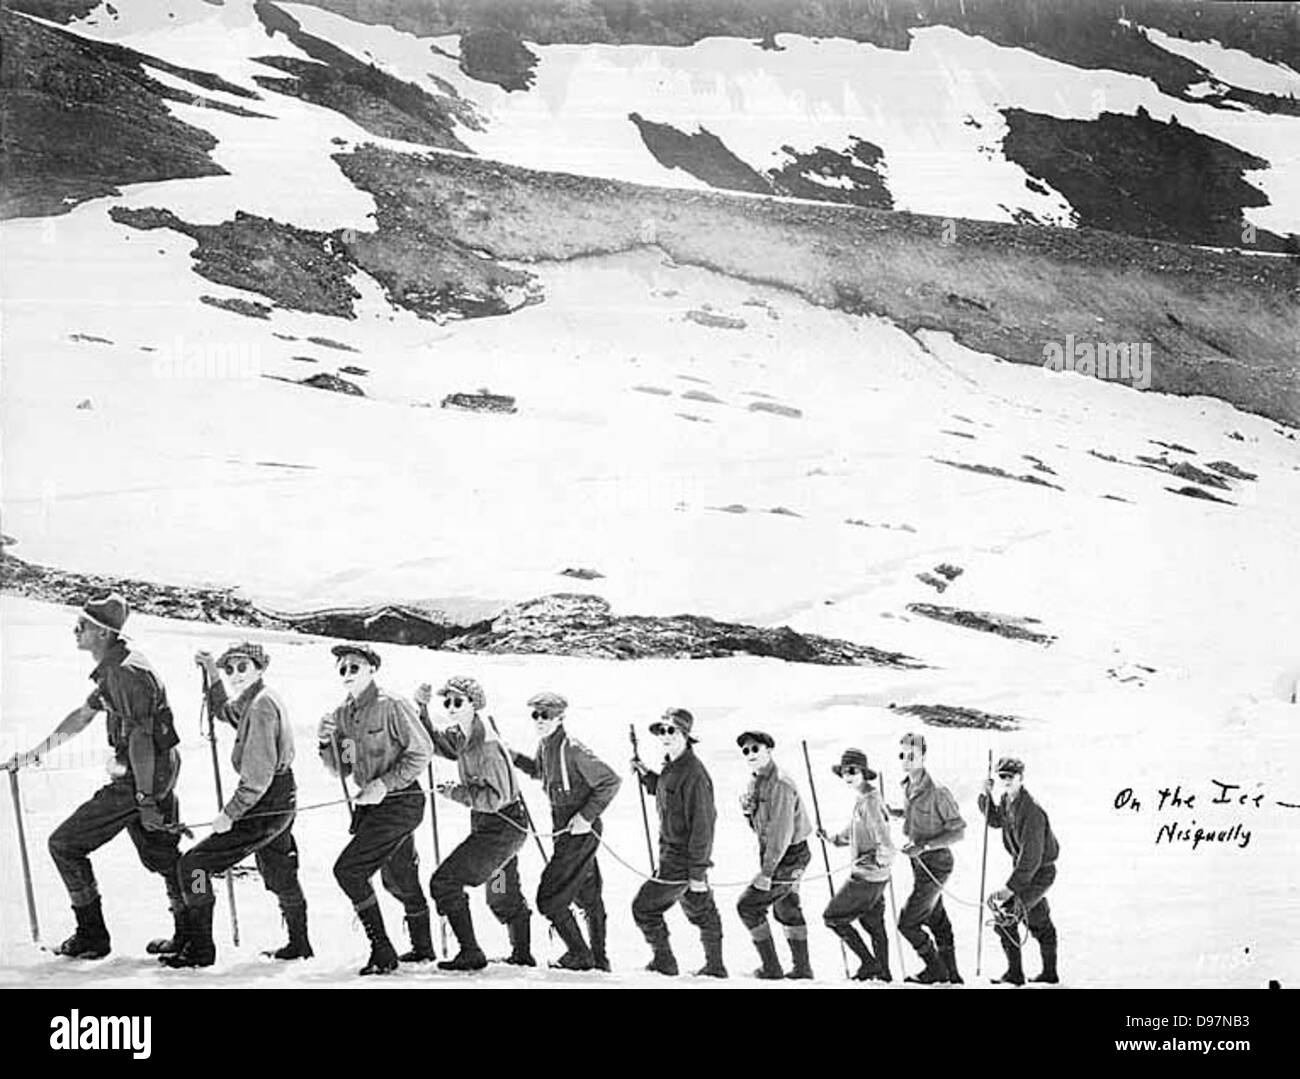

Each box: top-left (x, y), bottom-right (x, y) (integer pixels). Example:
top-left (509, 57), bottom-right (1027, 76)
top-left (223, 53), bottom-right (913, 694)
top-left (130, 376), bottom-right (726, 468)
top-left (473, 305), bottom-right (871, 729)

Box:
top-left (441, 391), bottom-right (517, 414)
top-left (200, 294), bottom-right (272, 319)
top-left (889, 702), bottom-right (1024, 731)
top-left (458, 28), bottom-right (539, 92)
top-left (933, 458), bottom-right (1065, 492)
top-left (906, 603), bottom-right (1056, 645)
top-left (111, 206), bottom-right (361, 318)
top-left (443, 593), bottom-right (926, 667)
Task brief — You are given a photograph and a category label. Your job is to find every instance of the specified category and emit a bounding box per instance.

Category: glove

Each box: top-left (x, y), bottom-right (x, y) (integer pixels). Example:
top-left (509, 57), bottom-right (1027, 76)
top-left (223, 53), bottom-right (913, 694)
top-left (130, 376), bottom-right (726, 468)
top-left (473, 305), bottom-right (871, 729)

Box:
top-left (138, 797), bottom-right (168, 833)
top-left (751, 873), bottom-right (772, 892)
top-left (211, 812), bottom-right (233, 834)
top-left (568, 814), bottom-right (593, 836)
top-left (356, 779), bottom-right (387, 806)
top-left (901, 842), bottom-right (921, 858)
top-left (1, 755), bottom-right (15, 773)
top-left (105, 751), bottom-right (128, 779)
top-left (194, 650), bottom-right (218, 681)
top-left (990, 887), bottom-right (1013, 905)
top-left (630, 758), bottom-right (648, 776)
top-left (687, 877), bottom-right (709, 894)
top-left (414, 683), bottom-right (432, 706)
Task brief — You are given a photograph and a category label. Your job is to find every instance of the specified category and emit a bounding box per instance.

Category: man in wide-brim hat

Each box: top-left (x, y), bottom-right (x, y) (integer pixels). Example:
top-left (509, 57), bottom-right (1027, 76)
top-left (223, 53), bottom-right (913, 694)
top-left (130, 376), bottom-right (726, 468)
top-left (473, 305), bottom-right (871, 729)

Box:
top-left (818, 748), bottom-right (896, 982)
top-left (162, 641), bottom-right (311, 968)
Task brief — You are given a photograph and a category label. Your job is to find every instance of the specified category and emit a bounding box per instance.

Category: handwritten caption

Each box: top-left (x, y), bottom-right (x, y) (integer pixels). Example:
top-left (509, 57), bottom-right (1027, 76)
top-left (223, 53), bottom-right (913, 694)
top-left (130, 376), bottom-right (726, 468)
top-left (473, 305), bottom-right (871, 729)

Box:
top-left (1112, 779), bottom-right (1299, 851)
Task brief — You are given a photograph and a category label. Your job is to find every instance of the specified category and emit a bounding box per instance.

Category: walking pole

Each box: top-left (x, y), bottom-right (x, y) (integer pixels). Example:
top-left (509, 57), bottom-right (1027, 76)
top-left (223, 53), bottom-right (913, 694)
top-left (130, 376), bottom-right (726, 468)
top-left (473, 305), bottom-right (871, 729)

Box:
top-left (486, 714), bottom-right (548, 865)
top-left (878, 760), bottom-right (906, 979)
top-left (200, 677), bottom-right (240, 946)
top-left (628, 724), bottom-right (657, 876)
top-left (6, 764), bottom-right (41, 944)
top-left (976, 748), bottom-right (992, 976)
top-left (417, 700), bottom-right (449, 956)
top-left (801, 740), bottom-right (850, 979)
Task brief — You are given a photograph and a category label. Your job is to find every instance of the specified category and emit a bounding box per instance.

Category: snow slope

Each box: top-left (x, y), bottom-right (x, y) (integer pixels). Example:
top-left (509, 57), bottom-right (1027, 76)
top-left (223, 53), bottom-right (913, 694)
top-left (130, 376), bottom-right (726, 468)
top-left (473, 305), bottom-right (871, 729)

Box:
top-left (2, 1), bottom-right (1298, 990)
top-left (4, 199), bottom-right (1299, 988)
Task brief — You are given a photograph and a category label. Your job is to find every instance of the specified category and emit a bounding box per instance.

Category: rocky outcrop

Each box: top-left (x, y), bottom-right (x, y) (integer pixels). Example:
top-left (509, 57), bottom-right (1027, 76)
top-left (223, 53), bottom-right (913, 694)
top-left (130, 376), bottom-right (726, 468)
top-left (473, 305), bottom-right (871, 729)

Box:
top-left (1, 555), bottom-right (921, 667)
top-left (907, 603), bottom-right (1056, 645)
top-left (888, 702), bottom-right (1025, 731)
top-left (443, 593), bottom-right (925, 667)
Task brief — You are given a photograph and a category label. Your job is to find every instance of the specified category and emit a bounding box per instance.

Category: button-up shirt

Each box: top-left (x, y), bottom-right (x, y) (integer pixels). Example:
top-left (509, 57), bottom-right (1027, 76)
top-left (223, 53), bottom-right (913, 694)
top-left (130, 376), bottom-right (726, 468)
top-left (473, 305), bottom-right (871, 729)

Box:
top-left (901, 769), bottom-right (965, 845)
top-left (318, 682), bottom-right (431, 793)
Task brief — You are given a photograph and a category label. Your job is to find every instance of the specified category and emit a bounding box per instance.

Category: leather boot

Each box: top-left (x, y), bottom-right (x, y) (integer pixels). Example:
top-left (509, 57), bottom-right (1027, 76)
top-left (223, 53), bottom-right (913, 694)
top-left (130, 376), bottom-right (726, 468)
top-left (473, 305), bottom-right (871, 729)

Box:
top-left (833, 925), bottom-right (884, 981)
top-left (55, 898), bottom-right (111, 959)
top-left (694, 934), bottom-right (728, 978)
top-left (437, 904), bottom-right (487, 971)
top-left (785, 934), bottom-right (814, 980)
top-left (992, 930), bottom-right (1025, 986)
top-left (939, 944), bottom-right (963, 984)
top-left (161, 904), bottom-right (215, 968)
top-left (356, 903), bottom-right (399, 976)
top-left (398, 910), bottom-right (437, 963)
top-left (1031, 940), bottom-right (1059, 984)
top-left (147, 904), bottom-right (188, 957)
top-left (750, 932), bottom-right (784, 980)
top-left (905, 942), bottom-right (950, 985)
top-left (644, 928), bottom-right (678, 976)
top-left (266, 900), bottom-right (313, 960)
top-left (549, 910), bottom-right (594, 971)
top-left (504, 914), bottom-right (536, 966)
top-left (584, 905), bottom-right (610, 971)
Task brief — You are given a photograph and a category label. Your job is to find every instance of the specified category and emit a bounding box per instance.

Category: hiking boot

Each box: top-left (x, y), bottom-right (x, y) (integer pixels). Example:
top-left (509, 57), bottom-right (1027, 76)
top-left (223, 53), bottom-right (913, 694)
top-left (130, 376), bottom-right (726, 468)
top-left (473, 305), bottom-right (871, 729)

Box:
top-left (584, 905), bottom-right (609, 972)
top-left (503, 914), bottom-right (535, 966)
top-left (939, 945), bottom-right (963, 985)
top-left (1031, 941), bottom-right (1058, 984)
top-left (356, 904), bottom-right (398, 976)
top-left (55, 899), bottom-right (111, 960)
top-left (398, 910), bottom-right (436, 963)
top-left (905, 948), bottom-right (950, 985)
top-left (750, 934), bottom-right (784, 980)
top-left (147, 904), bottom-right (188, 957)
top-left (694, 935), bottom-right (728, 978)
top-left (644, 936), bottom-right (678, 976)
top-left (438, 905), bottom-right (487, 972)
top-left (265, 901), bottom-right (313, 960)
top-left (161, 904), bottom-right (215, 969)
top-left (785, 935), bottom-right (814, 980)
top-left (549, 911), bottom-right (594, 972)
top-left (992, 931), bottom-right (1024, 986)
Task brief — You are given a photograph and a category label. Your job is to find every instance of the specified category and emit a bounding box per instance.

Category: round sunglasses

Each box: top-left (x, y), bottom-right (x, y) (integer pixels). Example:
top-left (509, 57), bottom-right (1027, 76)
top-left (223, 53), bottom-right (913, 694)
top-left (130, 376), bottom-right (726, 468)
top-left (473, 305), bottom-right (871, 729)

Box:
top-left (222, 659), bottom-right (255, 676)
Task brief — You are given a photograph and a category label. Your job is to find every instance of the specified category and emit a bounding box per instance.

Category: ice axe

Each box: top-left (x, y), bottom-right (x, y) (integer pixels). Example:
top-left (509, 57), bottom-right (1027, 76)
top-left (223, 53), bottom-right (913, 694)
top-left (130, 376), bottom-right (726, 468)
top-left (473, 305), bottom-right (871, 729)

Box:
top-left (5, 762), bottom-right (40, 944)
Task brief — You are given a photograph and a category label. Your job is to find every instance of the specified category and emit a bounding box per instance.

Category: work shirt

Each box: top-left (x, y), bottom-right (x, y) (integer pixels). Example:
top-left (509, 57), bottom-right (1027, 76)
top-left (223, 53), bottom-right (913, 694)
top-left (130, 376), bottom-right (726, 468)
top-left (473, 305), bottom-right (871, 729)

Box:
top-left (317, 682), bottom-right (431, 794)
top-left (512, 725), bottom-right (621, 828)
top-left (979, 787), bottom-right (1060, 896)
top-left (85, 640), bottom-right (179, 798)
top-left (208, 677), bottom-right (294, 821)
top-left (429, 713), bottom-right (520, 813)
top-left (829, 787), bottom-right (895, 882)
top-left (740, 761), bottom-right (813, 878)
top-left (639, 746), bottom-right (716, 882)
top-left (901, 768), bottom-right (965, 845)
